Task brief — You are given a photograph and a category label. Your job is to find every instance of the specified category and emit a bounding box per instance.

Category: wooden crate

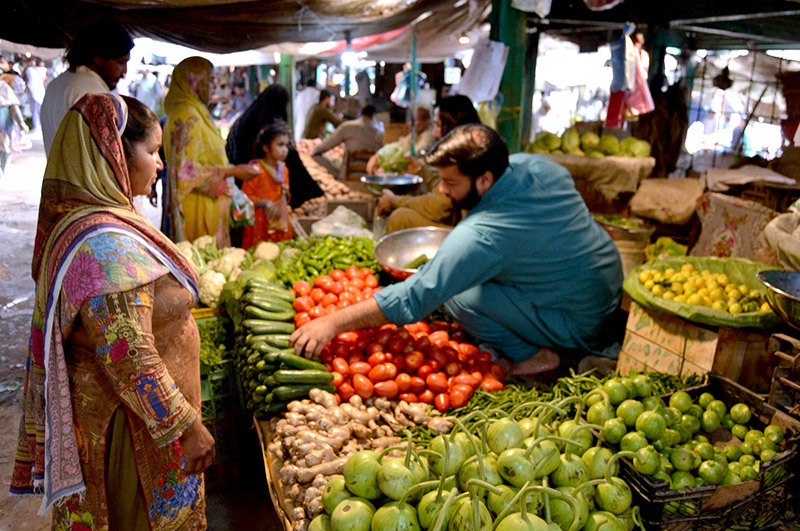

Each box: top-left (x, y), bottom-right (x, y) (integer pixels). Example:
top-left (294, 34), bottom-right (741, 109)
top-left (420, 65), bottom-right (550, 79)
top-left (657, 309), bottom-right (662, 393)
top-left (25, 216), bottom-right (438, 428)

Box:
top-left (325, 198), bottom-right (375, 223)
top-left (618, 302), bottom-right (774, 391)
top-left (254, 418), bottom-right (293, 531)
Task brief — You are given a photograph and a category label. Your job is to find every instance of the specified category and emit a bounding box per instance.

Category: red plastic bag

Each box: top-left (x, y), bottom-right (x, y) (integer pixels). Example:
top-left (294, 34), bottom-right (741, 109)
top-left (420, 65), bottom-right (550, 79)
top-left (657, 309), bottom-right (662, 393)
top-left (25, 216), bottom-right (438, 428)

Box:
top-left (626, 48), bottom-right (655, 117)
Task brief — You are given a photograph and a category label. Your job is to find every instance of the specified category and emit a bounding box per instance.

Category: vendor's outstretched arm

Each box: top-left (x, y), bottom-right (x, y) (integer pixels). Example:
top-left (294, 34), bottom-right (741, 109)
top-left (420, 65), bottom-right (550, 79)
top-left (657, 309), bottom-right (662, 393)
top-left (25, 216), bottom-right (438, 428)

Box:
top-left (291, 298), bottom-right (389, 358)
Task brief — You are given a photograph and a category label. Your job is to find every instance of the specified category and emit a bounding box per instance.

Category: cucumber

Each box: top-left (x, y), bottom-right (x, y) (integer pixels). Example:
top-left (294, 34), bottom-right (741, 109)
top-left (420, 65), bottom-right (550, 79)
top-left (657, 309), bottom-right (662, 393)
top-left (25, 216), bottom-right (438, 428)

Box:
top-left (244, 294), bottom-right (293, 313)
top-left (247, 282), bottom-right (295, 301)
top-left (261, 352), bottom-right (281, 366)
top-left (246, 352), bottom-right (261, 365)
top-left (278, 352), bottom-right (327, 371)
top-left (255, 360), bottom-right (268, 372)
top-left (243, 319), bottom-right (295, 335)
top-left (264, 334), bottom-right (292, 349)
top-left (254, 385), bottom-right (268, 396)
top-left (273, 370), bottom-right (333, 385)
top-left (245, 305), bottom-right (295, 322)
top-left (247, 334), bottom-right (273, 346)
top-left (261, 400), bottom-right (291, 414)
top-left (264, 376), bottom-right (278, 388)
top-left (272, 384), bottom-right (336, 402)
top-left (257, 371), bottom-right (271, 383)
top-left (247, 279), bottom-right (290, 291)
top-left (255, 342), bottom-right (281, 354)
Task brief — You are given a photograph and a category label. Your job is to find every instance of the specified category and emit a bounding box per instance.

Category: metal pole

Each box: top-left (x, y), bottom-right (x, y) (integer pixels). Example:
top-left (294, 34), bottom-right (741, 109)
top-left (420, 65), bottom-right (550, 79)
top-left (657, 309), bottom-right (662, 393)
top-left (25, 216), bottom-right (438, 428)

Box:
top-left (695, 56), bottom-right (707, 123)
top-left (490, 0), bottom-right (526, 152)
top-left (410, 26), bottom-right (418, 157)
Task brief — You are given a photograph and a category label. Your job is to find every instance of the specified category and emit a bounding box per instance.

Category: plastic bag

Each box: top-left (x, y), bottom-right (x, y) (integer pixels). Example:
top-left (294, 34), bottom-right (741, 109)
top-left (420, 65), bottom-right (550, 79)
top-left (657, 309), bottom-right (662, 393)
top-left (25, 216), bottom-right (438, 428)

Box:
top-left (626, 47), bottom-right (655, 117)
top-left (610, 31), bottom-right (637, 92)
top-left (623, 256), bottom-right (782, 328)
top-left (230, 184), bottom-right (255, 228)
top-left (310, 206), bottom-right (374, 239)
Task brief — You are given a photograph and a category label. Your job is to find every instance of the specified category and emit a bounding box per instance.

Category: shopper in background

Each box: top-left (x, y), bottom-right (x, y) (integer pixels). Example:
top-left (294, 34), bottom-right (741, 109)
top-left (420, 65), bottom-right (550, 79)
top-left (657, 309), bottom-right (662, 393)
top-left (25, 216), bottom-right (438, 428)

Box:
top-left (162, 56), bottom-right (259, 246)
top-left (366, 105), bottom-right (435, 174)
top-left (242, 120), bottom-right (293, 247)
top-left (0, 79), bottom-right (29, 179)
top-left (302, 89), bottom-right (343, 140)
top-left (294, 78), bottom-right (319, 141)
top-left (224, 80), bottom-right (253, 121)
top-left (10, 93), bottom-right (212, 530)
top-left (40, 18), bottom-right (134, 155)
top-left (23, 57), bottom-right (45, 131)
top-left (311, 104), bottom-right (383, 179)
top-left (226, 83), bottom-right (323, 210)
top-left (130, 68), bottom-right (164, 114)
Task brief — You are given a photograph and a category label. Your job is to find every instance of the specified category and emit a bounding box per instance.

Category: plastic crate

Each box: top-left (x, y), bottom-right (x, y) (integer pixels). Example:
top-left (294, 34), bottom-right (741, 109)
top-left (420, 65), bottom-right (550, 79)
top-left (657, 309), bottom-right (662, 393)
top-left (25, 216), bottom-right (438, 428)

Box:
top-left (623, 372), bottom-right (799, 530)
top-left (200, 359), bottom-right (244, 421)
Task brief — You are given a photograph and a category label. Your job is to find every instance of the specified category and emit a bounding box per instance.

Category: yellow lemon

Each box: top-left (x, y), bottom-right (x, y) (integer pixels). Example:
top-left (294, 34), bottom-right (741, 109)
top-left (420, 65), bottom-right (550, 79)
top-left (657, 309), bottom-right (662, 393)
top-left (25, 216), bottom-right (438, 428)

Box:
top-left (645, 280), bottom-right (655, 289)
top-left (687, 294), bottom-right (703, 305)
top-left (738, 284), bottom-right (749, 296)
top-left (652, 285), bottom-right (665, 296)
top-left (665, 268), bottom-right (676, 278)
top-left (729, 302), bottom-right (742, 314)
top-left (674, 294), bottom-right (687, 303)
top-left (760, 302), bottom-right (772, 312)
top-left (639, 271), bottom-right (653, 283)
top-left (711, 300), bottom-right (726, 311)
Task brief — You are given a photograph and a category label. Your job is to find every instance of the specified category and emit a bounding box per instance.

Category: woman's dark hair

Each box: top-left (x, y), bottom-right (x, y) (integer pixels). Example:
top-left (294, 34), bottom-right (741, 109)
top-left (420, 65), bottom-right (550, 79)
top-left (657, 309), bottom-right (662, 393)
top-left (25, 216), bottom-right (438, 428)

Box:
top-left (438, 95), bottom-right (481, 137)
top-left (254, 120), bottom-right (291, 159)
top-left (226, 84), bottom-right (290, 164)
top-left (120, 95), bottom-right (159, 162)
top-left (425, 124), bottom-right (509, 182)
top-left (66, 18), bottom-right (134, 67)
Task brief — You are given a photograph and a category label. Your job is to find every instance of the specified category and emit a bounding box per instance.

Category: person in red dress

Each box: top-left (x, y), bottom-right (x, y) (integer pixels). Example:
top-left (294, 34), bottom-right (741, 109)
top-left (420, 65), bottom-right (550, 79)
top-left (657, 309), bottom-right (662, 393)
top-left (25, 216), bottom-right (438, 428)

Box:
top-left (242, 120), bottom-right (293, 248)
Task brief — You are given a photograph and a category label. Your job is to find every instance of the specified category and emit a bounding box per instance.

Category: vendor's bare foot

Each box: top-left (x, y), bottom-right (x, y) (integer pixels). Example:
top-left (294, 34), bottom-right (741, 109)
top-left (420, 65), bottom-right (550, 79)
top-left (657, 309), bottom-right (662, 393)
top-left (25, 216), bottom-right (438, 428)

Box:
top-left (508, 347), bottom-right (560, 376)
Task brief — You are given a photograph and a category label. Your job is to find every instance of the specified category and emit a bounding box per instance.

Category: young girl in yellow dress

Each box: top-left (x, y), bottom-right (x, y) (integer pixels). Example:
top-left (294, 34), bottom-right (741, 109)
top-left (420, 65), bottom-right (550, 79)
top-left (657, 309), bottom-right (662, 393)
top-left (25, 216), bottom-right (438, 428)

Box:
top-left (242, 120), bottom-right (293, 248)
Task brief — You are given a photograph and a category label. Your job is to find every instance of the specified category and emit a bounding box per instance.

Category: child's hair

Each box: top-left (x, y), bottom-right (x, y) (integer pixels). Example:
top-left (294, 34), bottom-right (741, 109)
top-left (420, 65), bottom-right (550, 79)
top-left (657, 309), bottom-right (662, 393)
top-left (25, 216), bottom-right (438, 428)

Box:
top-left (254, 120), bottom-right (291, 159)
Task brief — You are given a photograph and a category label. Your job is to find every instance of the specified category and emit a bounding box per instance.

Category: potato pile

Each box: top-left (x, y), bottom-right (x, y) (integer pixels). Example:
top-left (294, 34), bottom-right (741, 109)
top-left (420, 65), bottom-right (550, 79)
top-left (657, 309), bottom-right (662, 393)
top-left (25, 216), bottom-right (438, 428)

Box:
top-left (294, 138), bottom-right (372, 217)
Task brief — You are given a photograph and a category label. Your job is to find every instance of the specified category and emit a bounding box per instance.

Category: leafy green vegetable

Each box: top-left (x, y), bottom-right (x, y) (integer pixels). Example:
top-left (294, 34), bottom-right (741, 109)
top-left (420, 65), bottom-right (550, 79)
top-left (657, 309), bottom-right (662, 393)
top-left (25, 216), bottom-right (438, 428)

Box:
top-left (376, 144), bottom-right (409, 173)
top-left (198, 318), bottom-right (230, 367)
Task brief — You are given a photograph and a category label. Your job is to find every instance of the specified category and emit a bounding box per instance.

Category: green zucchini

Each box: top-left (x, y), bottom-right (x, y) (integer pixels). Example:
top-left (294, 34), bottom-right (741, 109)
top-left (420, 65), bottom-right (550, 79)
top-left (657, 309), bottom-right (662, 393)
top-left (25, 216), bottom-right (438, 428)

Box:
top-left (257, 371), bottom-right (271, 383)
top-left (244, 294), bottom-right (293, 313)
top-left (261, 400), bottom-right (291, 414)
top-left (273, 369), bottom-right (333, 385)
top-left (261, 352), bottom-right (281, 366)
top-left (254, 385), bottom-right (268, 396)
top-left (245, 305), bottom-right (295, 322)
top-left (246, 352), bottom-right (261, 365)
top-left (278, 352), bottom-right (327, 371)
top-left (264, 334), bottom-right (292, 349)
top-left (243, 319), bottom-right (295, 335)
top-left (255, 342), bottom-right (281, 354)
top-left (272, 384), bottom-right (336, 402)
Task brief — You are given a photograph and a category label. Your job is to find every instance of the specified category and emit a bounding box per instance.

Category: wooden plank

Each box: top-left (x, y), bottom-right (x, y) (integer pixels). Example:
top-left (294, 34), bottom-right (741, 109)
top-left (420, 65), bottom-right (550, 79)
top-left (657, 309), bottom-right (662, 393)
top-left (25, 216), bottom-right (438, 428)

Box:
top-left (683, 323), bottom-right (719, 372)
top-left (254, 418), bottom-right (294, 531)
top-left (620, 330), bottom-right (684, 374)
top-left (626, 302), bottom-right (687, 355)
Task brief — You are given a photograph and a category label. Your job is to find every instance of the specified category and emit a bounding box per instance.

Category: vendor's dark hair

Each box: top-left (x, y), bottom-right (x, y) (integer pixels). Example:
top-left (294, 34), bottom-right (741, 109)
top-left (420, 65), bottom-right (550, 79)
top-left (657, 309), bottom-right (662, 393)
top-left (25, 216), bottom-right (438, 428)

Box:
top-left (66, 18), bottom-right (134, 67)
top-left (254, 120), bottom-right (291, 158)
top-left (361, 104), bottom-right (376, 118)
top-left (425, 124), bottom-right (509, 181)
top-left (319, 89), bottom-right (333, 103)
top-left (120, 95), bottom-right (159, 163)
top-left (438, 95), bottom-right (481, 137)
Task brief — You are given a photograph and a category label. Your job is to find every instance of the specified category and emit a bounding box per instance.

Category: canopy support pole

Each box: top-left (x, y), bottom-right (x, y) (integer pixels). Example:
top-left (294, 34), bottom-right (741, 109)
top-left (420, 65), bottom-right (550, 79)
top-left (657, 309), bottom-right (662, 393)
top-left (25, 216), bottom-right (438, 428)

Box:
top-left (280, 54), bottom-right (295, 130)
top-left (491, 0), bottom-right (527, 152)
top-left (520, 24), bottom-right (539, 147)
top-left (410, 25), bottom-right (418, 157)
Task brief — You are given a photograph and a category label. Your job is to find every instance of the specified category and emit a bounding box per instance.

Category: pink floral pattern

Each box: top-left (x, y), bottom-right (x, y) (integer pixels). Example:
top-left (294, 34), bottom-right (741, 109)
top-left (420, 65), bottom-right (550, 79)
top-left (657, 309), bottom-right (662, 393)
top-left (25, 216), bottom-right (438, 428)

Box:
top-left (691, 192), bottom-right (777, 259)
top-left (63, 252), bottom-right (105, 305)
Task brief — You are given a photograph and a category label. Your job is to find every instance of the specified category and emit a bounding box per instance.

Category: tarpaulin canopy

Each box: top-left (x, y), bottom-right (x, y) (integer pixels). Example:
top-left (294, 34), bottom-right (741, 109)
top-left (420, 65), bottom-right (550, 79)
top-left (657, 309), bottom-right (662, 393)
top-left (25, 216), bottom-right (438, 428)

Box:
top-left (3, 0), bottom-right (490, 57)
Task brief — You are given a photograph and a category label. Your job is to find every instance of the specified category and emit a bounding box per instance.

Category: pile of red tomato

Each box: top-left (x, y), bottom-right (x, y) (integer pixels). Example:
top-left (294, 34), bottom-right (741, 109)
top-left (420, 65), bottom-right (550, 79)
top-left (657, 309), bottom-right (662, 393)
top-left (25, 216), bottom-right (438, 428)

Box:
top-left (291, 266), bottom-right (380, 328)
top-left (316, 322), bottom-right (505, 412)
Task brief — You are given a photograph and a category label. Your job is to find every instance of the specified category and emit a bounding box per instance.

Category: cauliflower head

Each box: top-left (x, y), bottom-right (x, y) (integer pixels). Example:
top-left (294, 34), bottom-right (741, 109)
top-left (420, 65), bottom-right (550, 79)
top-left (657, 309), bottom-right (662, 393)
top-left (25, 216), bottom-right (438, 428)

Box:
top-left (175, 241), bottom-right (194, 262)
top-left (253, 241), bottom-right (280, 262)
top-left (198, 270), bottom-right (226, 308)
top-left (192, 235), bottom-right (214, 250)
top-left (207, 247), bottom-right (247, 278)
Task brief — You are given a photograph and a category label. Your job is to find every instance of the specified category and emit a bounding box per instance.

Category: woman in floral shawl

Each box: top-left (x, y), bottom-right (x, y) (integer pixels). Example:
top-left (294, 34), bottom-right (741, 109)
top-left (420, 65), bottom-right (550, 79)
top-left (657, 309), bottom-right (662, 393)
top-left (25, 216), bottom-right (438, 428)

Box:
top-left (162, 56), bottom-right (258, 246)
top-left (10, 93), bottom-right (214, 530)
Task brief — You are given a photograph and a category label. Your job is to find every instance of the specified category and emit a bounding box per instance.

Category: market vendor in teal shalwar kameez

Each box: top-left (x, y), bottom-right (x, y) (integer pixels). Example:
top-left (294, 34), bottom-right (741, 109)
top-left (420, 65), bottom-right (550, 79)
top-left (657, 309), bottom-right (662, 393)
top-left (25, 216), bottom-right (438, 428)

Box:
top-left (291, 124), bottom-right (623, 375)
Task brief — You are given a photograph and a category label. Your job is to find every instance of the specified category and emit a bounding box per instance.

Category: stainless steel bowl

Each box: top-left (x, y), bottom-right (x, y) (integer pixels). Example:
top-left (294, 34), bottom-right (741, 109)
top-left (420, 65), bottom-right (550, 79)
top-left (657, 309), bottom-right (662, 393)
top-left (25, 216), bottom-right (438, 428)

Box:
top-left (757, 269), bottom-right (800, 330)
top-left (374, 227), bottom-right (452, 280)
top-left (360, 173), bottom-right (424, 197)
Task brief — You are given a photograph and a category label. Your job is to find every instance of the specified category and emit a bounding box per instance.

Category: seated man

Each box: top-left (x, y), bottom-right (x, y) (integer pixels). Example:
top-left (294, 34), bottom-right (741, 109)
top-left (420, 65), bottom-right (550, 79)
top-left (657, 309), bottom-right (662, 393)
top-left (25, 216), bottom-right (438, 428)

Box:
top-left (366, 105), bottom-right (436, 175)
top-left (311, 104), bottom-right (383, 179)
top-left (292, 124), bottom-right (624, 375)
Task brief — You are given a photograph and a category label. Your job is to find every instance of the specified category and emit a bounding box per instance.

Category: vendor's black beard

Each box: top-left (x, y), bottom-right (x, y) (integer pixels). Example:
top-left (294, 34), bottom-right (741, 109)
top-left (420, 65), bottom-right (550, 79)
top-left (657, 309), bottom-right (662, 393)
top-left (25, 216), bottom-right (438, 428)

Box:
top-left (452, 181), bottom-right (482, 211)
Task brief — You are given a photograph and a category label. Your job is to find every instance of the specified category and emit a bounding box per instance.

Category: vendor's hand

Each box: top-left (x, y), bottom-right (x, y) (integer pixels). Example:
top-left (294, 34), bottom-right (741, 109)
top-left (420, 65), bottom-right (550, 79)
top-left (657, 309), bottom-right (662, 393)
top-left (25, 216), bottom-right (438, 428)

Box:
top-left (377, 190), bottom-right (396, 214)
top-left (291, 314), bottom-right (339, 358)
top-left (179, 417), bottom-right (215, 475)
top-left (366, 154), bottom-right (380, 175)
top-left (230, 163), bottom-right (261, 181)
top-left (406, 156), bottom-right (422, 175)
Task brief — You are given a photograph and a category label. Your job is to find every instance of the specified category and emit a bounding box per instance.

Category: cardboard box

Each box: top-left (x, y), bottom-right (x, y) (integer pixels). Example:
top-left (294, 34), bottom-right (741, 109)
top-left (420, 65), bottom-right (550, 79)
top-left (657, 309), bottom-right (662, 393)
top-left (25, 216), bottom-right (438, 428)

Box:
top-left (618, 302), bottom-right (774, 390)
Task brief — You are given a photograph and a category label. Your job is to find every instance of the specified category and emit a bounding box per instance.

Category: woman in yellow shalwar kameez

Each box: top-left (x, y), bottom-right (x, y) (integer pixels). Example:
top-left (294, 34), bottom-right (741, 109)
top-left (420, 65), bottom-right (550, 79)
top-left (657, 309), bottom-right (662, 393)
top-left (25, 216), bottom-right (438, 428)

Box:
top-left (162, 57), bottom-right (257, 245)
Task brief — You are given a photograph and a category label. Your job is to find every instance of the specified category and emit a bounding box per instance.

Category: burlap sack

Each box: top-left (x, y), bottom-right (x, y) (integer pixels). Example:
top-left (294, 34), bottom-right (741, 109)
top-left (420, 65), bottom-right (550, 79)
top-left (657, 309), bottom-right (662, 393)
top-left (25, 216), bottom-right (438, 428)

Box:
top-left (629, 178), bottom-right (704, 225)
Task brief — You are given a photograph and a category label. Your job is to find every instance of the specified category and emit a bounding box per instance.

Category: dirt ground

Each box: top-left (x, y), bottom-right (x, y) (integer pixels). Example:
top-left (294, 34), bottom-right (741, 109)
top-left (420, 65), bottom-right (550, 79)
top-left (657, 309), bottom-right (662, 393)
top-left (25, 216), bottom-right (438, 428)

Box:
top-left (0, 132), bottom-right (279, 530)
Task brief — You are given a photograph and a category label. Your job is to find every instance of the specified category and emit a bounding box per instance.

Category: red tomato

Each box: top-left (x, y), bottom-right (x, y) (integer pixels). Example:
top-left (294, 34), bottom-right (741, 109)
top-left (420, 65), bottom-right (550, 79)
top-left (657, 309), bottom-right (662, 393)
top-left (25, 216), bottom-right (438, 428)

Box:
top-left (398, 392), bottom-right (418, 403)
top-left (452, 383), bottom-right (474, 397)
top-left (329, 282), bottom-right (344, 295)
top-left (294, 312), bottom-right (311, 328)
top-left (324, 304), bottom-right (337, 314)
top-left (429, 320), bottom-right (450, 332)
top-left (426, 372), bottom-right (449, 393)
top-left (338, 382), bottom-right (355, 402)
top-left (474, 350), bottom-right (492, 365)
top-left (490, 363), bottom-right (505, 381)
top-left (374, 329), bottom-right (393, 346)
top-left (481, 377), bottom-right (504, 392)
top-left (417, 364), bottom-right (434, 380)
top-left (409, 376), bottom-right (426, 394)
top-left (367, 352), bottom-right (386, 367)
top-left (330, 343), bottom-right (349, 359)
top-left (353, 374), bottom-right (374, 399)
top-left (324, 363), bottom-right (332, 372)
top-left (434, 393), bottom-right (451, 413)
top-left (428, 330), bottom-right (450, 347)
top-left (441, 346), bottom-right (459, 361)
top-left (444, 361), bottom-right (461, 377)
top-left (429, 349), bottom-right (447, 367)
top-left (450, 389), bottom-right (469, 409)
top-left (342, 265), bottom-right (357, 279)
top-left (349, 277), bottom-right (366, 290)
top-left (453, 374), bottom-right (479, 387)
top-left (330, 269), bottom-right (346, 281)
top-left (471, 371), bottom-right (484, 383)
top-left (368, 363), bottom-right (391, 382)
top-left (395, 373), bottom-right (412, 392)
top-left (364, 275), bottom-right (378, 288)
top-left (319, 292), bottom-right (336, 307)
top-left (405, 323), bottom-right (421, 335)
top-left (336, 331), bottom-right (359, 344)
top-left (331, 357), bottom-right (350, 376)
top-left (365, 342), bottom-right (383, 356)
top-left (292, 280), bottom-right (312, 296)
top-left (358, 267), bottom-right (372, 278)
top-left (414, 336), bottom-right (432, 351)
top-left (417, 321), bottom-right (431, 334)
top-left (308, 306), bottom-right (324, 320)
top-left (308, 288), bottom-right (323, 303)
top-left (383, 363), bottom-right (398, 380)
top-left (387, 336), bottom-right (407, 354)
top-left (374, 380), bottom-right (399, 399)
top-left (318, 348), bottom-right (333, 364)
top-left (330, 371), bottom-right (344, 388)
top-left (349, 361), bottom-right (372, 376)
top-left (292, 295), bottom-right (314, 313)
top-left (458, 343), bottom-right (479, 359)
top-left (361, 287), bottom-right (372, 299)
top-left (451, 331), bottom-right (465, 342)
top-left (393, 355), bottom-right (406, 372)
top-left (405, 351), bottom-right (425, 370)
top-left (418, 389), bottom-right (435, 404)
top-left (354, 336), bottom-right (370, 351)
top-left (313, 276), bottom-right (334, 290)
top-left (347, 351), bottom-right (365, 364)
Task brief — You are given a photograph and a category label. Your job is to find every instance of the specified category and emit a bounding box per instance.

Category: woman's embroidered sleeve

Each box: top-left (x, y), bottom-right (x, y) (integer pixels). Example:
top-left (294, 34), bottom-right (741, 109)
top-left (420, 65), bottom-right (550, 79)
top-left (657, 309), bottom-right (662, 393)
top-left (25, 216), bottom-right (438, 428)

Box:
top-left (80, 283), bottom-right (197, 446)
top-left (176, 159), bottom-right (227, 200)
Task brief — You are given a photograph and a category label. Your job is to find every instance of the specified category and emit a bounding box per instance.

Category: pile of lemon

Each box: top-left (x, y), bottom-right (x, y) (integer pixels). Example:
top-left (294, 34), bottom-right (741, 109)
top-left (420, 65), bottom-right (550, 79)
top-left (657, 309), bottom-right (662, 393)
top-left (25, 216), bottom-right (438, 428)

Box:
top-left (638, 263), bottom-right (772, 314)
